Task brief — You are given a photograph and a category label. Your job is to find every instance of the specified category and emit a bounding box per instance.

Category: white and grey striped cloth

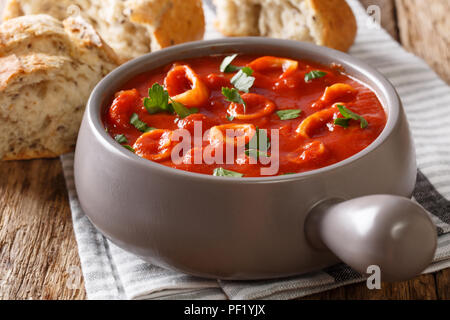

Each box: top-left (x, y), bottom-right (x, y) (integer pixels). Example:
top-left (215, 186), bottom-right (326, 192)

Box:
top-left (61, 0), bottom-right (450, 299)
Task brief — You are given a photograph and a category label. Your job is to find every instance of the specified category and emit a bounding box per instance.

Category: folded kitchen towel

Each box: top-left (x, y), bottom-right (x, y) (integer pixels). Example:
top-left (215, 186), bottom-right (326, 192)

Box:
top-left (61, 0), bottom-right (450, 299)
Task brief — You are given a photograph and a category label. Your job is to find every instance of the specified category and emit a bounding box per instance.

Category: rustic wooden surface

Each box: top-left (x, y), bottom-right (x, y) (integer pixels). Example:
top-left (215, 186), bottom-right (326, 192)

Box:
top-left (0, 160), bottom-right (85, 300)
top-left (0, 0), bottom-right (449, 300)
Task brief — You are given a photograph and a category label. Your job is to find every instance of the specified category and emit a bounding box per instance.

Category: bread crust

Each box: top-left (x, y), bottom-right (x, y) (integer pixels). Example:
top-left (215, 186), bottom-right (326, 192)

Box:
top-left (2, 0), bottom-right (206, 60)
top-left (213, 0), bottom-right (357, 52)
top-left (0, 15), bottom-right (119, 160)
top-left (1, 147), bottom-right (70, 161)
top-left (308, 0), bottom-right (357, 52)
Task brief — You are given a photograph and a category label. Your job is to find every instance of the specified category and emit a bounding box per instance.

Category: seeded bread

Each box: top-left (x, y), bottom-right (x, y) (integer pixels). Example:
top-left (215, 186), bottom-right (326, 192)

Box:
top-left (3, 0), bottom-right (206, 61)
top-left (213, 0), bottom-right (357, 52)
top-left (0, 14), bottom-right (119, 160)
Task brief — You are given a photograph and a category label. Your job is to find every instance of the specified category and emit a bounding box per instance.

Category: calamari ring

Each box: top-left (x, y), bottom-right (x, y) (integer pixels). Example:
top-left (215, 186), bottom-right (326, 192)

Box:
top-left (314, 83), bottom-right (356, 108)
top-left (108, 89), bottom-right (141, 129)
top-left (248, 56), bottom-right (298, 78)
top-left (164, 65), bottom-right (210, 107)
top-left (296, 104), bottom-right (340, 138)
top-left (133, 129), bottom-right (173, 162)
top-left (208, 124), bottom-right (256, 147)
top-left (289, 141), bottom-right (327, 164)
top-left (227, 93), bottom-right (276, 120)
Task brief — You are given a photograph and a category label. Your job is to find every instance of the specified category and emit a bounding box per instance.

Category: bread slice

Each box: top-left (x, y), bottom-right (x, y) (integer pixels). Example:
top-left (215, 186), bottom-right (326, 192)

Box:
top-left (213, 0), bottom-right (357, 52)
top-left (3, 0), bottom-right (206, 61)
top-left (0, 14), bottom-right (119, 160)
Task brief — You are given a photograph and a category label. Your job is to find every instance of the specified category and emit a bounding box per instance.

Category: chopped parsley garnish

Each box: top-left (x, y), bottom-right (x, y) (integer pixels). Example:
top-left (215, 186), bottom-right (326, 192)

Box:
top-left (245, 149), bottom-right (268, 159)
top-left (245, 127), bottom-right (270, 160)
top-left (213, 167), bottom-right (244, 177)
top-left (222, 87), bottom-right (246, 112)
top-left (143, 83), bottom-right (198, 119)
top-left (143, 83), bottom-right (170, 114)
top-left (220, 54), bottom-right (241, 73)
top-left (170, 98), bottom-right (199, 119)
top-left (123, 145), bottom-right (135, 152)
top-left (334, 118), bottom-right (351, 128)
top-left (114, 134), bottom-right (128, 144)
top-left (230, 67), bottom-right (255, 93)
top-left (222, 67), bottom-right (255, 113)
top-left (334, 104), bottom-right (368, 129)
top-left (226, 114), bottom-right (235, 122)
top-left (276, 109), bottom-right (302, 120)
top-left (130, 113), bottom-right (155, 132)
top-left (220, 55), bottom-right (256, 114)
top-left (304, 70), bottom-right (327, 82)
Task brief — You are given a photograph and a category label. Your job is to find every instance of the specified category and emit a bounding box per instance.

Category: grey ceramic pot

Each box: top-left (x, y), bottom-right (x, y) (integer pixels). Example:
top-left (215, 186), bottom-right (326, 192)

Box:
top-left (75, 38), bottom-right (437, 282)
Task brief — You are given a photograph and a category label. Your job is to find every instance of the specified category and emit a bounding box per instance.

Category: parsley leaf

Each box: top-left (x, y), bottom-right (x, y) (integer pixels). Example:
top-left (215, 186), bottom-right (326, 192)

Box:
top-left (213, 167), bottom-right (244, 177)
top-left (230, 67), bottom-right (255, 93)
top-left (222, 87), bottom-right (246, 112)
top-left (226, 114), bottom-right (235, 121)
top-left (143, 83), bottom-right (198, 119)
top-left (245, 149), bottom-right (268, 159)
top-left (245, 127), bottom-right (270, 160)
top-left (143, 83), bottom-right (170, 114)
top-left (334, 104), bottom-right (368, 129)
top-left (304, 70), bottom-right (327, 82)
top-left (220, 54), bottom-right (241, 73)
top-left (169, 98), bottom-right (198, 119)
top-left (123, 145), bottom-right (135, 152)
top-left (114, 134), bottom-right (128, 144)
top-left (276, 109), bottom-right (302, 120)
top-left (247, 127), bottom-right (270, 152)
top-left (333, 118), bottom-right (351, 128)
top-left (130, 113), bottom-right (155, 132)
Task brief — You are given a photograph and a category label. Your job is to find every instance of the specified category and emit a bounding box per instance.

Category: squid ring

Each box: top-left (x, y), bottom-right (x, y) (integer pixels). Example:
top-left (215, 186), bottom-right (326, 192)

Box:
top-left (164, 65), bottom-right (210, 108)
top-left (289, 141), bottom-right (327, 164)
top-left (313, 83), bottom-right (356, 108)
top-left (227, 93), bottom-right (276, 120)
top-left (248, 56), bottom-right (298, 78)
top-left (208, 124), bottom-right (256, 147)
top-left (296, 104), bottom-right (340, 138)
top-left (133, 129), bottom-right (174, 162)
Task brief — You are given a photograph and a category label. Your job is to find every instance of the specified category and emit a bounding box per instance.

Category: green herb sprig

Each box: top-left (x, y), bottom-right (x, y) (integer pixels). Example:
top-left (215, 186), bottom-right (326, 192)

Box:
top-left (143, 83), bottom-right (198, 119)
top-left (213, 167), bottom-right (244, 177)
top-left (230, 67), bottom-right (255, 93)
top-left (114, 134), bottom-right (128, 144)
top-left (220, 54), bottom-right (241, 73)
top-left (304, 70), bottom-right (327, 82)
top-left (276, 109), bottom-right (302, 120)
top-left (245, 127), bottom-right (270, 160)
top-left (130, 113), bottom-right (155, 132)
top-left (222, 87), bottom-right (246, 107)
top-left (334, 104), bottom-right (368, 129)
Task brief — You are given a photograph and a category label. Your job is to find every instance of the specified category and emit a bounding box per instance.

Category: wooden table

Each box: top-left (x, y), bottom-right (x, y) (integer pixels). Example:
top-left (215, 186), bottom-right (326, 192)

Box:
top-left (0, 0), bottom-right (449, 300)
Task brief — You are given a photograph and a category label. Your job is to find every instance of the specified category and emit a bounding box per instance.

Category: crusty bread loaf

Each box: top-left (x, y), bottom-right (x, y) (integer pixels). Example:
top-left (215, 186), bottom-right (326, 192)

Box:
top-left (3, 0), bottom-right (206, 61)
top-left (213, 0), bottom-right (357, 52)
top-left (0, 14), bottom-right (119, 160)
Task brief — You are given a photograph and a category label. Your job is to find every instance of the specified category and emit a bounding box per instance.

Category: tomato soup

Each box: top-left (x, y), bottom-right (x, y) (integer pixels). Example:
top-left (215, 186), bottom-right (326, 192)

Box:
top-left (103, 55), bottom-right (387, 177)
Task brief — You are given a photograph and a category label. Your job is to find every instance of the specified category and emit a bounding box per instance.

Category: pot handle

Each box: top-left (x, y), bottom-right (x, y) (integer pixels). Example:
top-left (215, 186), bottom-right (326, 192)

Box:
top-left (305, 195), bottom-right (437, 282)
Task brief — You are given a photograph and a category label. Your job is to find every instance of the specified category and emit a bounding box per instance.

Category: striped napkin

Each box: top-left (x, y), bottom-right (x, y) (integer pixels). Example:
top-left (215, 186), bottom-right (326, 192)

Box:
top-left (61, 0), bottom-right (450, 299)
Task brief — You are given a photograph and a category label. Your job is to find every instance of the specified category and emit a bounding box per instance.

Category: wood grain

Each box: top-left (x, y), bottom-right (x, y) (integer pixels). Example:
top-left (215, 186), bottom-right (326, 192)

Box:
top-left (0, 160), bottom-right (86, 300)
top-left (396, 0), bottom-right (450, 84)
top-left (436, 268), bottom-right (450, 300)
top-left (305, 274), bottom-right (438, 300)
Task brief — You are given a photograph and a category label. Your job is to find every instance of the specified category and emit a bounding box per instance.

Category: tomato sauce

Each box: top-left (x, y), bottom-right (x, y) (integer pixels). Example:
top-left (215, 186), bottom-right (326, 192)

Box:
top-left (103, 55), bottom-right (387, 177)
